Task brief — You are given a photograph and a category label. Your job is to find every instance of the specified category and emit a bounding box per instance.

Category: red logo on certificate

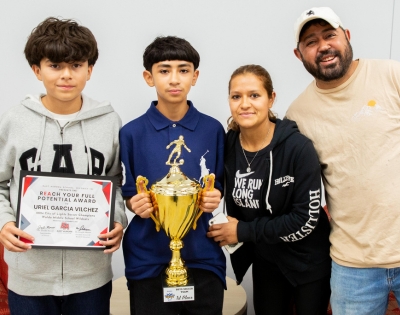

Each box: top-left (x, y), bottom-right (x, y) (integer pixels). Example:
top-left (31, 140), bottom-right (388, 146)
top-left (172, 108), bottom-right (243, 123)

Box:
top-left (60, 222), bottom-right (70, 230)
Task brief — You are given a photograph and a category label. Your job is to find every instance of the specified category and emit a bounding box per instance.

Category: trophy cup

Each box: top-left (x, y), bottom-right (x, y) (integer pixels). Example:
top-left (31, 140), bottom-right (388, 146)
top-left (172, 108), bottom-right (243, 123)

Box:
top-left (136, 136), bottom-right (214, 296)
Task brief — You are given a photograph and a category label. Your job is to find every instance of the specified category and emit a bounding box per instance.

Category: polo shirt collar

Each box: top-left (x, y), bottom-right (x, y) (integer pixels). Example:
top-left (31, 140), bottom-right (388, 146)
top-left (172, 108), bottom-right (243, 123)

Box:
top-left (146, 101), bottom-right (200, 131)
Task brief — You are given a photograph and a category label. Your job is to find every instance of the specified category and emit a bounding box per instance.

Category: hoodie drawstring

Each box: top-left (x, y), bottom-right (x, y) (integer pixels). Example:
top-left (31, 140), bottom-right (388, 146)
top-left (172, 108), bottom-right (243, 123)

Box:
top-left (80, 120), bottom-right (92, 175)
top-left (34, 116), bottom-right (46, 171)
top-left (265, 151), bottom-right (273, 214)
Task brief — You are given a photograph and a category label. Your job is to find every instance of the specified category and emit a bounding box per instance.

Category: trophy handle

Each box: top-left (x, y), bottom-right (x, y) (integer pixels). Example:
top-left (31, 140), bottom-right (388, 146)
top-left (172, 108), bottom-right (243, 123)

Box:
top-left (192, 174), bottom-right (215, 230)
top-left (136, 176), bottom-right (161, 232)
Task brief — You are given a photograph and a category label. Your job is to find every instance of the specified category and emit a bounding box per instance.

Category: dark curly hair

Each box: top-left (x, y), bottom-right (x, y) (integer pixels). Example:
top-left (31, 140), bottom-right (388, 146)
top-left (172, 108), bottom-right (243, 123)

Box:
top-left (24, 17), bottom-right (99, 67)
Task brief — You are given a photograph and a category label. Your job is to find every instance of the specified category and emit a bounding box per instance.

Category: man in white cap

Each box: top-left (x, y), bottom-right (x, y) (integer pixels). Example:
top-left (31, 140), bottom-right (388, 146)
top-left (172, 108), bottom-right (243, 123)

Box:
top-left (286, 7), bottom-right (400, 315)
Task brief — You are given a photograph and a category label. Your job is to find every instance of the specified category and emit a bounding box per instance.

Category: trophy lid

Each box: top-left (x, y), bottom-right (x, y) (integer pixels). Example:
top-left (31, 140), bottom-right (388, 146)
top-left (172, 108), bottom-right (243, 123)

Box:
top-left (150, 165), bottom-right (201, 196)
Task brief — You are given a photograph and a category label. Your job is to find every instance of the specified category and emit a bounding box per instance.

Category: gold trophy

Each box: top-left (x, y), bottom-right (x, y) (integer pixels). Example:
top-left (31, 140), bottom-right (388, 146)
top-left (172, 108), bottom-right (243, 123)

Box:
top-left (136, 135), bottom-right (214, 287)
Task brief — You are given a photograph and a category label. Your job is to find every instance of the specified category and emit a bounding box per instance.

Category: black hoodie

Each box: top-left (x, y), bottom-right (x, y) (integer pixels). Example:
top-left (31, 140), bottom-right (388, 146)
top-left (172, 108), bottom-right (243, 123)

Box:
top-left (225, 119), bottom-right (331, 286)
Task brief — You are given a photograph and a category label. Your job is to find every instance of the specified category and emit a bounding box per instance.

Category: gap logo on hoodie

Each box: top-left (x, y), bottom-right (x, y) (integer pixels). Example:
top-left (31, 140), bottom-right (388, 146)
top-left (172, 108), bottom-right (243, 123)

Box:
top-left (19, 145), bottom-right (105, 175)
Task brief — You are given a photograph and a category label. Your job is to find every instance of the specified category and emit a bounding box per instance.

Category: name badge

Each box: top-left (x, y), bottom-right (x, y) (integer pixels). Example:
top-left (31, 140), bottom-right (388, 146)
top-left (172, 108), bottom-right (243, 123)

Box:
top-left (163, 285), bottom-right (195, 302)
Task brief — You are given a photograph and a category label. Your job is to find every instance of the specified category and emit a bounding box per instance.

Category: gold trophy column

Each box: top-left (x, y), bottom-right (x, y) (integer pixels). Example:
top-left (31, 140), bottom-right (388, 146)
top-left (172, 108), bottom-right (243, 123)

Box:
top-left (166, 239), bottom-right (187, 286)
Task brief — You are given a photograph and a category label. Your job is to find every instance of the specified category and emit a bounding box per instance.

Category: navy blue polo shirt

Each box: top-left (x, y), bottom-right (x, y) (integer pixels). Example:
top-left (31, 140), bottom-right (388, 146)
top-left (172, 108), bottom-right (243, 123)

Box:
top-left (120, 101), bottom-right (226, 285)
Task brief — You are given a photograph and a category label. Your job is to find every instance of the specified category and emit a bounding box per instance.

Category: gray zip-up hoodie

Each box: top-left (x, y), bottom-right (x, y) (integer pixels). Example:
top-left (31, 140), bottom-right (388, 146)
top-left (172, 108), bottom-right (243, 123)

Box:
top-left (0, 94), bottom-right (127, 296)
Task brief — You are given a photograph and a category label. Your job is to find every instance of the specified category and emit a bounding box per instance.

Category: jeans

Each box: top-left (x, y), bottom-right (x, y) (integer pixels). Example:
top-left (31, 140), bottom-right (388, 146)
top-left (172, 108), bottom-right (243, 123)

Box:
top-left (8, 281), bottom-right (112, 315)
top-left (331, 261), bottom-right (400, 315)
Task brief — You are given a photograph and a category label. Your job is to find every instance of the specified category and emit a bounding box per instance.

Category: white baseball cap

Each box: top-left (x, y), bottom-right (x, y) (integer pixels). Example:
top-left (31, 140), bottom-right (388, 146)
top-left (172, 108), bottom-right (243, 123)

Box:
top-left (294, 7), bottom-right (344, 44)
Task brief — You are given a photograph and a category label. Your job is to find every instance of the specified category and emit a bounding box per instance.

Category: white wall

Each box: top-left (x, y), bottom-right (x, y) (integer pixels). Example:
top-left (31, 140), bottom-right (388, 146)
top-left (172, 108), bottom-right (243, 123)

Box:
top-left (392, 1), bottom-right (400, 60)
top-left (1, 1), bottom-right (398, 314)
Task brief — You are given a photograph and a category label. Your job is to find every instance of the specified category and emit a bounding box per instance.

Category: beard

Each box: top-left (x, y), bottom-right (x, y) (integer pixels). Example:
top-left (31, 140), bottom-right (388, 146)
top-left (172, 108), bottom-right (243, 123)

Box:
top-left (301, 40), bottom-right (353, 82)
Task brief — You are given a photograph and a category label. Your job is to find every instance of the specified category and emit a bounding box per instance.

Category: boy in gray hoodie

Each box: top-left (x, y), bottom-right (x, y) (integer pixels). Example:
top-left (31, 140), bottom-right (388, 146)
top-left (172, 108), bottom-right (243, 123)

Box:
top-left (0, 17), bottom-right (127, 315)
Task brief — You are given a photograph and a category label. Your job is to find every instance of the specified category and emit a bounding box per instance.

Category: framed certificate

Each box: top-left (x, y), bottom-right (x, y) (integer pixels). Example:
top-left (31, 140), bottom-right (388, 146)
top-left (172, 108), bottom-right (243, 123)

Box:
top-left (16, 171), bottom-right (117, 249)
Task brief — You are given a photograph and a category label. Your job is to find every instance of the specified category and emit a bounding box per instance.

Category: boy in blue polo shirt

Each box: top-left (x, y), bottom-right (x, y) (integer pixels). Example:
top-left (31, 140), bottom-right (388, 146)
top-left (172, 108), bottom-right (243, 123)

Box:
top-left (120, 36), bottom-right (226, 315)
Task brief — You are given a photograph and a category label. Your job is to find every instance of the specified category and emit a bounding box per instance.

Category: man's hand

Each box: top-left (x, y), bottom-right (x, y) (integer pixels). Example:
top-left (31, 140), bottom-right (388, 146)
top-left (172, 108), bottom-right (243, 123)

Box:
top-left (99, 222), bottom-right (124, 254)
top-left (0, 222), bottom-right (34, 252)
top-left (207, 216), bottom-right (239, 246)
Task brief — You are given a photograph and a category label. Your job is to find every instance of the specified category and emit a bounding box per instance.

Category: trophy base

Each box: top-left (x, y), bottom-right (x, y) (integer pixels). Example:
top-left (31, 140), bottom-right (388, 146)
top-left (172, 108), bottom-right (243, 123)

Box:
top-left (165, 265), bottom-right (188, 287)
top-left (163, 273), bottom-right (195, 302)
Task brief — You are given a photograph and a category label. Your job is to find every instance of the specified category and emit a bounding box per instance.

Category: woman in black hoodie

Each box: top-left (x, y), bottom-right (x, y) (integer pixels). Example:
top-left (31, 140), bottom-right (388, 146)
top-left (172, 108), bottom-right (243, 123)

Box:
top-left (207, 65), bottom-right (331, 315)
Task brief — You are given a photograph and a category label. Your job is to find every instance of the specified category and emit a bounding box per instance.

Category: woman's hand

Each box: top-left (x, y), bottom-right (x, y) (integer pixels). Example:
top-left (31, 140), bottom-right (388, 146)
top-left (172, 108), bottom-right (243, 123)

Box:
top-left (207, 216), bottom-right (239, 246)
